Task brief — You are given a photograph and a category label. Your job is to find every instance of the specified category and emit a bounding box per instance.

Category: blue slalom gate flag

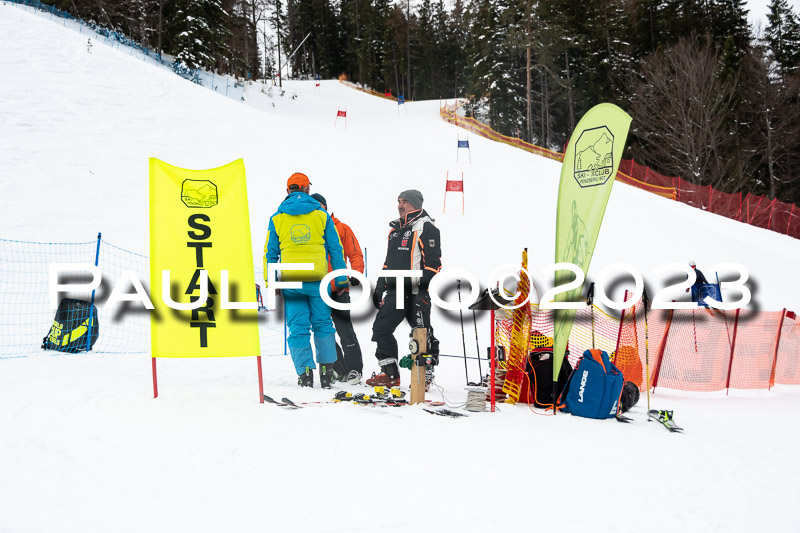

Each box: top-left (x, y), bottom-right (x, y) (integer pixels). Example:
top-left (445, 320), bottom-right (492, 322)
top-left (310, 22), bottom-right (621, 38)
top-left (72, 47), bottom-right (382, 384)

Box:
top-left (692, 283), bottom-right (722, 308)
top-left (457, 140), bottom-right (469, 148)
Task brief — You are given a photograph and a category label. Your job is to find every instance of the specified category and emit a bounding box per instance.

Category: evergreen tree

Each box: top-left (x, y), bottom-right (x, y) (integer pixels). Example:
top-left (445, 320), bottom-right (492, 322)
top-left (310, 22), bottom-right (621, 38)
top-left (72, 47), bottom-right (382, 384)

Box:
top-left (766, 0), bottom-right (800, 73)
top-left (168, 0), bottom-right (232, 72)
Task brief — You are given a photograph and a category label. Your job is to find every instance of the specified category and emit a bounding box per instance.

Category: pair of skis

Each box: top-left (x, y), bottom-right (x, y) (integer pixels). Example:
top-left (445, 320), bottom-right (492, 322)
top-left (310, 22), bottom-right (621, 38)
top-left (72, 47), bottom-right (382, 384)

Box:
top-left (262, 393), bottom-right (467, 418)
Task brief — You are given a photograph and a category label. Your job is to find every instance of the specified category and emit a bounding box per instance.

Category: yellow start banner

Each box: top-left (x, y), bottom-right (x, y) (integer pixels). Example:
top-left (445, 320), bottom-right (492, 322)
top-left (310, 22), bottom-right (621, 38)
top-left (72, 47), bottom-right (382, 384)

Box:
top-left (149, 158), bottom-right (260, 358)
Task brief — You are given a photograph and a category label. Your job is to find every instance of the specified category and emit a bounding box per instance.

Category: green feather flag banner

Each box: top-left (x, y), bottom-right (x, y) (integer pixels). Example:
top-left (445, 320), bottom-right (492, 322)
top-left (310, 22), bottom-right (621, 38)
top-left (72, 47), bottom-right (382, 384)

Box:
top-left (552, 103), bottom-right (632, 382)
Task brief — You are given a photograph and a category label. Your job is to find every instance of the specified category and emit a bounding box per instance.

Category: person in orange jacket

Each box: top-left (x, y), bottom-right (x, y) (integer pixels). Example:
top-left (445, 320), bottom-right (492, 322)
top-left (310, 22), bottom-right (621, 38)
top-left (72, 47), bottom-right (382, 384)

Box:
top-left (311, 193), bottom-right (365, 385)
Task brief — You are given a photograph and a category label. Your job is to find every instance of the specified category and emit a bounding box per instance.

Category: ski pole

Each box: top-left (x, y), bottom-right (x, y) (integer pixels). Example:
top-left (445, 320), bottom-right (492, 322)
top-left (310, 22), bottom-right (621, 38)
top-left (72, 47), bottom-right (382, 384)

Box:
top-left (457, 280), bottom-right (470, 385)
top-left (643, 287), bottom-right (651, 420)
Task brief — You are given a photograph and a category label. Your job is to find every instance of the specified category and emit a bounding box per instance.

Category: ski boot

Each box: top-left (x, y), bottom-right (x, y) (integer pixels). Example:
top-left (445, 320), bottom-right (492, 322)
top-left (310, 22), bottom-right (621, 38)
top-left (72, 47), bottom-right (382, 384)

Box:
top-left (298, 367), bottom-right (314, 388)
top-left (319, 364), bottom-right (335, 389)
top-left (366, 360), bottom-right (400, 387)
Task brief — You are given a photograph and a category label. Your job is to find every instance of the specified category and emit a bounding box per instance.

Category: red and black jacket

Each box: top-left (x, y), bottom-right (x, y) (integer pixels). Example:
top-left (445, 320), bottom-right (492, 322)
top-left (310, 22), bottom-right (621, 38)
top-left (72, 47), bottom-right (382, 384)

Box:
top-left (378, 209), bottom-right (441, 294)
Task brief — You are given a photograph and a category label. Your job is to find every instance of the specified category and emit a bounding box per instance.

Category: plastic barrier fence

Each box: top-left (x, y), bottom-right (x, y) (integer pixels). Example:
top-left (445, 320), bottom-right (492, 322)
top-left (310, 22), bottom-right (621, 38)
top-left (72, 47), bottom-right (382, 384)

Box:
top-left (494, 300), bottom-right (800, 393)
top-left (0, 237), bottom-right (285, 357)
top-left (619, 303), bottom-right (800, 391)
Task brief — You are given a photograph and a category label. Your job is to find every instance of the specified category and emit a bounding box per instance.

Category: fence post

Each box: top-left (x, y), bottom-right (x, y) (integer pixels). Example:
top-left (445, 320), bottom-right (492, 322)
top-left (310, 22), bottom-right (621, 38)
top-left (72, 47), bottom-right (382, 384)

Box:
top-left (614, 290), bottom-right (628, 354)
top-left (725, 308), bottom-right (741, 395)
top-left (769, 309), bottom-right (787, 390)
top-left (708, 184), bottom-right (712, 212)
top-left (86, 232), bottom-right (101, 352)
top-left (768, 198), bottom-right (777, 230)
top-left (651, 309), bottom-right (674, 392)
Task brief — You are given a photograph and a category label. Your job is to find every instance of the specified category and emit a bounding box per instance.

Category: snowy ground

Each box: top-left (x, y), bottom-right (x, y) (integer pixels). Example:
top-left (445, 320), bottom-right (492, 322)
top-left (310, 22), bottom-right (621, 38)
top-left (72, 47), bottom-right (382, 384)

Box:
top-left (2, 3), bottom-right (800, 532)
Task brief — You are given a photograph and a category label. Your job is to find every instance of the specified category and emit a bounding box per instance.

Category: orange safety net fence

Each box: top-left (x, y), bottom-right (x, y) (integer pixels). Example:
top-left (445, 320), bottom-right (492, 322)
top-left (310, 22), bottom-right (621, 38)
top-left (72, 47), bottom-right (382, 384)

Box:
top-left (494, 300), bottom-right (800, 394)
top-left (495, 302), bottom-right (622, 375)
top-left (618, 305), bottom-right (800, 392)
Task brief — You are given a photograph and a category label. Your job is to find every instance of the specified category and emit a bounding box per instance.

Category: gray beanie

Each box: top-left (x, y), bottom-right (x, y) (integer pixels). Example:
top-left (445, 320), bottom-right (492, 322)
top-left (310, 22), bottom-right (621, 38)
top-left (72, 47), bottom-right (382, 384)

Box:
top-left (399, 189), bottom-right (424, 209)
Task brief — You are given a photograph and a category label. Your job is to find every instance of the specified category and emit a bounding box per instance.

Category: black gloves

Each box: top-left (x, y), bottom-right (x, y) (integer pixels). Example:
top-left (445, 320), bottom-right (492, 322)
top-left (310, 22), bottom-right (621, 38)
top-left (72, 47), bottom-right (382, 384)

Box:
top-left (349, 276), bottom-right (360, 287)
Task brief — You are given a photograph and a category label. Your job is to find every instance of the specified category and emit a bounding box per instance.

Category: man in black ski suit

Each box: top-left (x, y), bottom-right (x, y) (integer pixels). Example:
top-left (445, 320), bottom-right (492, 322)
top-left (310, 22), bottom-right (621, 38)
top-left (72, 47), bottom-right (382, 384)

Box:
top-left (686, 260), bottom-right (710, 302)
top-left (367, 189), bottom-right (441, 389)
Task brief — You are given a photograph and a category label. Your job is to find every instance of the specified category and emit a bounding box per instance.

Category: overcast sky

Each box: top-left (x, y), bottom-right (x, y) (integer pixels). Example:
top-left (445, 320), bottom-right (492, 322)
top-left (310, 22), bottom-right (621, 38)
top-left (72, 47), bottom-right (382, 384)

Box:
top-left (747, 0), bottom-right (800, 33)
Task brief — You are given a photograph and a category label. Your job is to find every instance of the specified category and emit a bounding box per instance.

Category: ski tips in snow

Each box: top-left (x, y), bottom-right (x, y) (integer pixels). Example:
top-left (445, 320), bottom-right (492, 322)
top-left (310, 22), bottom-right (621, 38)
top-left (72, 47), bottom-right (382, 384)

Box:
top-left (262, 395), bottom-right (302, 408)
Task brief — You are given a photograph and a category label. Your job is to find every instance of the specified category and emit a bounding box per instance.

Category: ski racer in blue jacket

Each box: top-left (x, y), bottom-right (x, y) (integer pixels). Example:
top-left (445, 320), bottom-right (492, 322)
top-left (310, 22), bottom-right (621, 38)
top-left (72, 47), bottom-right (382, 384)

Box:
top-left (264, 172), bottom-right (348, 388)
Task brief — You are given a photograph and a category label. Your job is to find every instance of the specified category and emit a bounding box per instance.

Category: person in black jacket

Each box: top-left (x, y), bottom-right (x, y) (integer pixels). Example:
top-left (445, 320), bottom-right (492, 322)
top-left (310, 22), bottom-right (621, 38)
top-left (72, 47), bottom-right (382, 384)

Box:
top-left (686, 260), bottom-right (709, 302)
top-left (367, 190), bottom-right (441, 389)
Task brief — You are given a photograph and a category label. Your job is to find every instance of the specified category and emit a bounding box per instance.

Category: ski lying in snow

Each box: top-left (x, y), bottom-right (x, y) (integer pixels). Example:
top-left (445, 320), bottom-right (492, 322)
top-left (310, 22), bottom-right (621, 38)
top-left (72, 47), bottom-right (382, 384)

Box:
top-left (263, 394), bottom-right (288, 406)
top-left (615, 413), bottom-right (634, 423)
top-left (423, 407), bottom-right (468, 418)
top-left (649, 409), bottom-right (683, 432)
top-left (281, 397), bottom-right (302, 409)
top-left (262, 395), bottom-right (302, 408)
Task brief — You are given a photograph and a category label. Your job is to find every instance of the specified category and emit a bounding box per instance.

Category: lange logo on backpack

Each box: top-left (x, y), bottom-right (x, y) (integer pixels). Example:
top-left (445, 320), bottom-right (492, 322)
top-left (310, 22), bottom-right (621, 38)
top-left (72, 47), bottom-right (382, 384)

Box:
top-left (558, 349), bottom-right (624, 419)
top-left (578, 370), bottom-right (589, 403)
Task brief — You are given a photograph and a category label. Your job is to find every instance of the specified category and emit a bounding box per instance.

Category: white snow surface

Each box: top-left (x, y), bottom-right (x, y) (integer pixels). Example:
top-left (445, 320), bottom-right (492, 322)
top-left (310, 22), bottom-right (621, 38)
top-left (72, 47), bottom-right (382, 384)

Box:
top-left (1, 4), bottom-right (800, 532)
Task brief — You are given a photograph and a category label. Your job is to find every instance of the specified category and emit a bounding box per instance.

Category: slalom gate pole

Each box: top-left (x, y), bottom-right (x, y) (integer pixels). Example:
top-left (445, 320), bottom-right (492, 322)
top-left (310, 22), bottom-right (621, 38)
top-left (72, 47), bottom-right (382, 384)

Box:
top-left (457, 280), bottom-right (470, 385)
top-left (257, 356), bottom-right (264, 403)
top-left (472, 309), bottom-right (482, 379)
top-left (643, 287), bottom-right (651, 420)
top-left (152, 357), bottom-right (158, 398)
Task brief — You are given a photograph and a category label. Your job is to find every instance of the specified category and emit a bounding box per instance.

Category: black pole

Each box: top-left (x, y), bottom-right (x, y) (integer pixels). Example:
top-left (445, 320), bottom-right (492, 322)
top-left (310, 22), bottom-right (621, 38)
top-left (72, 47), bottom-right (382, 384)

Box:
top-left (457, 280), bottom-right (469, 385)
top-left (472, 308), bottom-right (482, 380)
top-left (587, 282), bottom-right (595, 349)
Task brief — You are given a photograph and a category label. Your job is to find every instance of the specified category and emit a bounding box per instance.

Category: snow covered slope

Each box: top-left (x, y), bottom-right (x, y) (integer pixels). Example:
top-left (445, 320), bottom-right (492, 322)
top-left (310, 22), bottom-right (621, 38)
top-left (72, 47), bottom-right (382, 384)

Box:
top-left (1, 4), bottom-right (800, 532)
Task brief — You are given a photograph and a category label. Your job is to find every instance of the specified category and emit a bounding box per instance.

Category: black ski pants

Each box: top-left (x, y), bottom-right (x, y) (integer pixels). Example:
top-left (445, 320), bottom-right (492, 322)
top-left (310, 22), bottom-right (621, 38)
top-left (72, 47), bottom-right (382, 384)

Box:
top-left (371, 289), bottom-right (439, 368)
top-left (330, 290), bottom-right (363, 375)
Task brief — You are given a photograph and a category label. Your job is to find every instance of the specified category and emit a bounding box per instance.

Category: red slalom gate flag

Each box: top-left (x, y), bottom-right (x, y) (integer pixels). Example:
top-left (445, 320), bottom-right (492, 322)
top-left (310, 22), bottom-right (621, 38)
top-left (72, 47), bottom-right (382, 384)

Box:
top-left (446, 180), bottom-right (463, 192)
top-left (337, 110), bottom-right (347, 117)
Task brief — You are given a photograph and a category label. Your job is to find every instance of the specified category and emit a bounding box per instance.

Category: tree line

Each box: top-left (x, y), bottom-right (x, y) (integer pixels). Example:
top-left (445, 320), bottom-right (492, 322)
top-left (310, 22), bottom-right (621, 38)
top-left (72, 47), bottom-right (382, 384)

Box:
top-left (50, 0), bottom-right (800, 204)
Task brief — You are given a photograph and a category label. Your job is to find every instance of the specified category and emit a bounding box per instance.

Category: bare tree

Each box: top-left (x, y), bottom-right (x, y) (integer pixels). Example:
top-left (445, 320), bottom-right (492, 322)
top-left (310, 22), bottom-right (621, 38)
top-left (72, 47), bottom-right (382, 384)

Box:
top-left (630, 37), bottom-right (737, 190)
top-left (740, 42), bottom-right (800, 199)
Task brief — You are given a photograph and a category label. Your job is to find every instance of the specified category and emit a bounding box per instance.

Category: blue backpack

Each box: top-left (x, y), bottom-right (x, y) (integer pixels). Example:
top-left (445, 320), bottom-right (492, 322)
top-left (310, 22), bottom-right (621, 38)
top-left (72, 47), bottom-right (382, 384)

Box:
top-left (558, 349), bottom-right (624, 419)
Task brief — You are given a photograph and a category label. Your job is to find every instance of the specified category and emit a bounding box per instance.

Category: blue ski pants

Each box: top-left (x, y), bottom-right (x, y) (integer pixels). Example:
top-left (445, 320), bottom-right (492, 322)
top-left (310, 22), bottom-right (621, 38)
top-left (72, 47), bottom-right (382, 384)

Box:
top-left (283, 281), bottom-right (337, 375)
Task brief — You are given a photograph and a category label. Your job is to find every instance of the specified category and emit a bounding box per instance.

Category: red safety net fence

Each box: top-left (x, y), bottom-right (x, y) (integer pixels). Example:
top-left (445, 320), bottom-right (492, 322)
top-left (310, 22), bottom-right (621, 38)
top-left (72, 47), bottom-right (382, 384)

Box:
top-left (617, 159), bottom-right (800, 239)
top-left (495, 300), bottom-right (800, 394)
top-left (438, 102), bottom-right (800, 240)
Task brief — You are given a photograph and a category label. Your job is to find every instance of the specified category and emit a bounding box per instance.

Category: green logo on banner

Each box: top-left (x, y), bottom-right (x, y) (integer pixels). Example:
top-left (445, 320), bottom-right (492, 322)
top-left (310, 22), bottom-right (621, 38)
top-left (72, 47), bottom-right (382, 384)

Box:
top-left (573, 126), bottom-right (614, 188)
top-left (181, 179), bottom-right (218, 208)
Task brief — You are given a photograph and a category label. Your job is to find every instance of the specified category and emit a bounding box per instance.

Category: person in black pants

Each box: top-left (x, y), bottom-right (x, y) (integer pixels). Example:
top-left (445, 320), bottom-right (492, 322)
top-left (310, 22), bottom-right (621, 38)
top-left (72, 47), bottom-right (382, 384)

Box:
top-left (310, 193), bottom-right (365, 385)
top-left (368, 189), bottom-right (441, 389)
